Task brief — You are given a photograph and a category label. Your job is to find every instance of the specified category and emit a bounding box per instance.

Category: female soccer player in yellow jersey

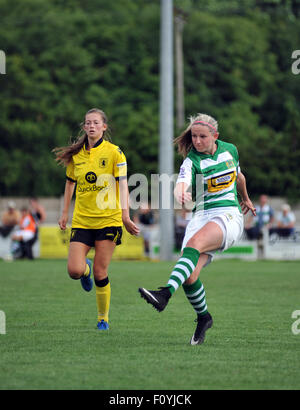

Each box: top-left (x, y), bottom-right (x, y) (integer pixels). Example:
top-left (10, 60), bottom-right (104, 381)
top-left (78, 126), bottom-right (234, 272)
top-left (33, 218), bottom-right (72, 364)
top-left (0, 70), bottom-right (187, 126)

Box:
top-left (54, 108), bottom-right (139, 330)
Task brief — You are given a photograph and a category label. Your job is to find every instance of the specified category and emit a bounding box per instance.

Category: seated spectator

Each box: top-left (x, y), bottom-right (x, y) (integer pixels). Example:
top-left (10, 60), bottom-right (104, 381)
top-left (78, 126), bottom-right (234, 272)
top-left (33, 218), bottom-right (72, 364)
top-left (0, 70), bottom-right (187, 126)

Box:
top-left (29, 197), bottom-right (46, 247)
top-left (11, 207), bottom-right (37, 259)
top-left (244, 194), bottom-right (274, 240)
top-left (133, 202), bottom-right (156, 256)
top-left (0, 201), bottom-right (21, 238)
top-left (270, 204), bottom-right (296, 238)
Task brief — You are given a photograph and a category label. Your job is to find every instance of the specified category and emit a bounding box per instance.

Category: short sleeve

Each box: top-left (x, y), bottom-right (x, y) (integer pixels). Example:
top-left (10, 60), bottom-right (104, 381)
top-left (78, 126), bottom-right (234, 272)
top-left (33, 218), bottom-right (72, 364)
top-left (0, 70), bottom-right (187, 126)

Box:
top-left (114, 147), bottom-right (127, 179)
top-left (176, 157), bottom-right (193, 187)
top-left (66, 159), bottom-right (76, 182)
top-left (233, 145), bottom-right (241, 174)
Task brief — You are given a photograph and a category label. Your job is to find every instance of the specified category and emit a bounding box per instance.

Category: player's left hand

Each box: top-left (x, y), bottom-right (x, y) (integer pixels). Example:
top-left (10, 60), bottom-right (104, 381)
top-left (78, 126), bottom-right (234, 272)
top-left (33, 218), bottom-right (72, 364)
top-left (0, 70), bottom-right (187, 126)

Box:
top-left (240, 198), bottom-right (256, 216)
top-left (123, 217), bottom-right (140, 236)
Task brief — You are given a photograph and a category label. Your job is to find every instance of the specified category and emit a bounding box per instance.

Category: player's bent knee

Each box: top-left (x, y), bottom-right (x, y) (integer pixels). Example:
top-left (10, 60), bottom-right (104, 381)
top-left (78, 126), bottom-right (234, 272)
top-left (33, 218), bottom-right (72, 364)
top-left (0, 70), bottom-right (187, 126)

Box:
top-left (186, 238), bottom-right (202, 252)
top-left (68, 271), bottom-right (81, 280)
top-left (93, 268), bottom-right (108, 281)
top-left (67, 266), bottom-right (83, 280)
top-left (93, 272), bottom-right (108, 282)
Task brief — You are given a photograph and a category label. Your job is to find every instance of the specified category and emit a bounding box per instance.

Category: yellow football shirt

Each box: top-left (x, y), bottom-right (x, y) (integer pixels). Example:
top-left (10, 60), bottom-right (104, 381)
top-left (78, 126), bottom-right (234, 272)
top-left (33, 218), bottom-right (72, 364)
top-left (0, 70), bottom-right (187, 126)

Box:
top-left (66, 138), bottom-right (127, 229)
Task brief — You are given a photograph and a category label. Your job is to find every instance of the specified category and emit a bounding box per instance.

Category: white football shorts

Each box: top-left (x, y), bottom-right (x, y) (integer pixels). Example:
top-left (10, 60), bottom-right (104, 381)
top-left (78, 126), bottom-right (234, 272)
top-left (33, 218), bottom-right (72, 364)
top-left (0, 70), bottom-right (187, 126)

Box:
top-left (14, 230), bottom-right (35, 242)
top-left (181, 207), bottom-right (244, 265)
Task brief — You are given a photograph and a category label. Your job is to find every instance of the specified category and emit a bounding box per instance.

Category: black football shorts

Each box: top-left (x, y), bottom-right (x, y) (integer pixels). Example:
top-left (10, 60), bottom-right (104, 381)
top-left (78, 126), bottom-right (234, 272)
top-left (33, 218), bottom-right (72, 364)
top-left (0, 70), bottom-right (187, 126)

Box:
top-left (70, 226), bottom-right (122, 247)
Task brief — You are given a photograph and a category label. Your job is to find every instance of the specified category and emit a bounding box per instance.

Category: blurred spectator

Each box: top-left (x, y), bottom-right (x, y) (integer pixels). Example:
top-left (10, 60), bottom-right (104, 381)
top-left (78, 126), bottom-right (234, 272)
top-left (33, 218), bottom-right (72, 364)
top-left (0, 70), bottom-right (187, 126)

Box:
top-left (27, 198), bottom-right (46, 257)
top-left (244, 194), bottom-right (274, 240)
top-left (269, 203), bottom-right (296, 238)
top-left (175, 208), bottom-right (192, 251)
top-left (0, 201), bottom-right (21, 238)
top-left (134, 202), bottom-right (156, 256)
top-left (11, 207), bottom-right (37, 259)
top-left (29, 197), bottom-right (46, 225)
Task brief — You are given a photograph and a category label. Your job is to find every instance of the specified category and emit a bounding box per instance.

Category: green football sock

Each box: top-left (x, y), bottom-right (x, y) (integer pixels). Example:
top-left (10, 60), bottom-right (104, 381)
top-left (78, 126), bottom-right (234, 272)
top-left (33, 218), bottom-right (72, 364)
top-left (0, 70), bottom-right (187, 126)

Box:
top-left (182, 278), bottom-right (208, 316)
top-left (167, 247), bottom-right (200, 294)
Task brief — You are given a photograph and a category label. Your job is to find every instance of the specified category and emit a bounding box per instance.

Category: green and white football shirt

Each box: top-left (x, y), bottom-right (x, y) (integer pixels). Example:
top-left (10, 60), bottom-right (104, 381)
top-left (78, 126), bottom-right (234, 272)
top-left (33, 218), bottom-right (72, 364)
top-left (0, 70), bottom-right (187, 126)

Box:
top-left (176, 140), bottom-right (241, 213)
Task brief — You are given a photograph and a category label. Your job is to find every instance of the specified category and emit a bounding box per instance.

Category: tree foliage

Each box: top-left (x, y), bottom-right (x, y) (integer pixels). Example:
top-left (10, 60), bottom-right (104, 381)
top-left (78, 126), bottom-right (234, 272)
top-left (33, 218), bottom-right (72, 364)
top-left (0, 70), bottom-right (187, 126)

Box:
top-left (0, 0), bottom-right (299, 200)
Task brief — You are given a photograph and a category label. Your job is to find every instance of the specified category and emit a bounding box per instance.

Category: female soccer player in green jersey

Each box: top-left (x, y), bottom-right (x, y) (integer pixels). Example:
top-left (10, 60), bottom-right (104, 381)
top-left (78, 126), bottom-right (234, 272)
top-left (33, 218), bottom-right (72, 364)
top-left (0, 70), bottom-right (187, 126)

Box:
top-left (54, 108), bottom-right (139, 331)
top-left (139, 113), bottom-right (256, 345)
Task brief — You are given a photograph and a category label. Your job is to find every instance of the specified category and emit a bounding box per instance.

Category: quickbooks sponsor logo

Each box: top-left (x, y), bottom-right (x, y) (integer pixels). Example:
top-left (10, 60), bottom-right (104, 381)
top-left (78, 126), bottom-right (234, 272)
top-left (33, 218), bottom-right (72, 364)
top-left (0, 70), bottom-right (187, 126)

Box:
top-left (77, 185), bottom-right (107, 193)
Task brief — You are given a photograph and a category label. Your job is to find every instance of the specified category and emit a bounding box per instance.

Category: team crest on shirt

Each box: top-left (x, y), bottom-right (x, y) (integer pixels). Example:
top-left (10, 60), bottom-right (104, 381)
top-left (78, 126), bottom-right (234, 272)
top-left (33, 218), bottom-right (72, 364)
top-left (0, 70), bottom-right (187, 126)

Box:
top-left (99, 158), bottom-right (108, 168)
top-left (226, 160), bottom-right (235, 169)
top-left (207, 171), bottom-right (236, 193)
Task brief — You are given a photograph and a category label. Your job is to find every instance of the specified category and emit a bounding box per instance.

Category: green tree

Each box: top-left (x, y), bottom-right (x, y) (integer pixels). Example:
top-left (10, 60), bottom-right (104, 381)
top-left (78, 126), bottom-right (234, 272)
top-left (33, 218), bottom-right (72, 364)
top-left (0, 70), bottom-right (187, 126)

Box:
top-left (178, 9), bottom-right (300, 200)
top-left (0, 0), bottom-right (160, 196)
top-left (0, 0), bottom-right (299, 201)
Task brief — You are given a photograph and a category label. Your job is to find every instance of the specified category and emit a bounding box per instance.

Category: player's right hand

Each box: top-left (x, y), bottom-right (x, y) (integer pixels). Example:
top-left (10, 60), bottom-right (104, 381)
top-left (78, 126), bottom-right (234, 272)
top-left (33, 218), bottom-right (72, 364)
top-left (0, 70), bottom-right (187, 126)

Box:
top-left (175, 190), bottom-right (192, 205)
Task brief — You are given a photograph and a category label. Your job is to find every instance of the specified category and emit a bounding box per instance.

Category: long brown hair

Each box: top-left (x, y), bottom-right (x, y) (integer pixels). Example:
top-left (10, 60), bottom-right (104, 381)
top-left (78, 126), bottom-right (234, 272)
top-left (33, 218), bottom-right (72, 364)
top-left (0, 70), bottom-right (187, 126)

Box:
top-left (174, 113), bottom-right (218, 158)
top-left (53, 108), bottom-right (109, 166)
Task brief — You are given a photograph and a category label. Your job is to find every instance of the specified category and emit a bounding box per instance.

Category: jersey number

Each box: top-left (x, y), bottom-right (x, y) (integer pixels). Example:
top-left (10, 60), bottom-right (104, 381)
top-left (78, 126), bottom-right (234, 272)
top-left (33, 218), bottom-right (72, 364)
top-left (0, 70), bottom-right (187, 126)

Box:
top-left (96, 174), bottom-right (117, 210)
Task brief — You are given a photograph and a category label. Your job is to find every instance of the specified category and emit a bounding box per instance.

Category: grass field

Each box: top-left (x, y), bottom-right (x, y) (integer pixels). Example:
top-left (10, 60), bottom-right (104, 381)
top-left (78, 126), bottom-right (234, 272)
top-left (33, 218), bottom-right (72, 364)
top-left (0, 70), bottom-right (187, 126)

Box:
top-left (0, 257), bottom-right (300, 390)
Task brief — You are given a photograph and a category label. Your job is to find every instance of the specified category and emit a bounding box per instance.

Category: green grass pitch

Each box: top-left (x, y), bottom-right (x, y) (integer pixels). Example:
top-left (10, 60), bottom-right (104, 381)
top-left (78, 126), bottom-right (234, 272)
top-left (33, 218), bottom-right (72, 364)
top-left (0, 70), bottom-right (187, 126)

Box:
top-left (0, 258), bottom-right (300, 390)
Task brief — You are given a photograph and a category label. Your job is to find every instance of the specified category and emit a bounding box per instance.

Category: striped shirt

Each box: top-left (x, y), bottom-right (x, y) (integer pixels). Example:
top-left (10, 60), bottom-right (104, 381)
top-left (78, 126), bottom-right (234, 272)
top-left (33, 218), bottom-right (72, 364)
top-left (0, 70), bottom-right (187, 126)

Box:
top-left (176, 140), bottom-right (241, 213)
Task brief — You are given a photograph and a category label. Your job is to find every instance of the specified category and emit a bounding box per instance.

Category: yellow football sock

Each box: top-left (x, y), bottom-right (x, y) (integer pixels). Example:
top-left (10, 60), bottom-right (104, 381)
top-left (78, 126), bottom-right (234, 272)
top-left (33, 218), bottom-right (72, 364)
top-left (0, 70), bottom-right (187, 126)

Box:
top-left (95, 279), bottom-right (111, 323)
top-left (83, 263), bottom-right (90, 277)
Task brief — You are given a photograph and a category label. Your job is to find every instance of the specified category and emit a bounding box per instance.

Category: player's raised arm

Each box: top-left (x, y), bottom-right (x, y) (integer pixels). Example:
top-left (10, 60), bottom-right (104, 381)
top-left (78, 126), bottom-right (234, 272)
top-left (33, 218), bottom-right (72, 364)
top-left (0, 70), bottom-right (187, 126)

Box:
top-left (174, 182), bottom-right (192, 205)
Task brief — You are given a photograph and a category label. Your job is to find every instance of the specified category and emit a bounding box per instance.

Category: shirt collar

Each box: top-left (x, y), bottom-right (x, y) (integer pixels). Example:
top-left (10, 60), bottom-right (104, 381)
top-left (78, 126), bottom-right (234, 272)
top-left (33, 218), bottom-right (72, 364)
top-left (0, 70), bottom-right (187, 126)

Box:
top-left (85, 137), bottom-right (103, 150)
